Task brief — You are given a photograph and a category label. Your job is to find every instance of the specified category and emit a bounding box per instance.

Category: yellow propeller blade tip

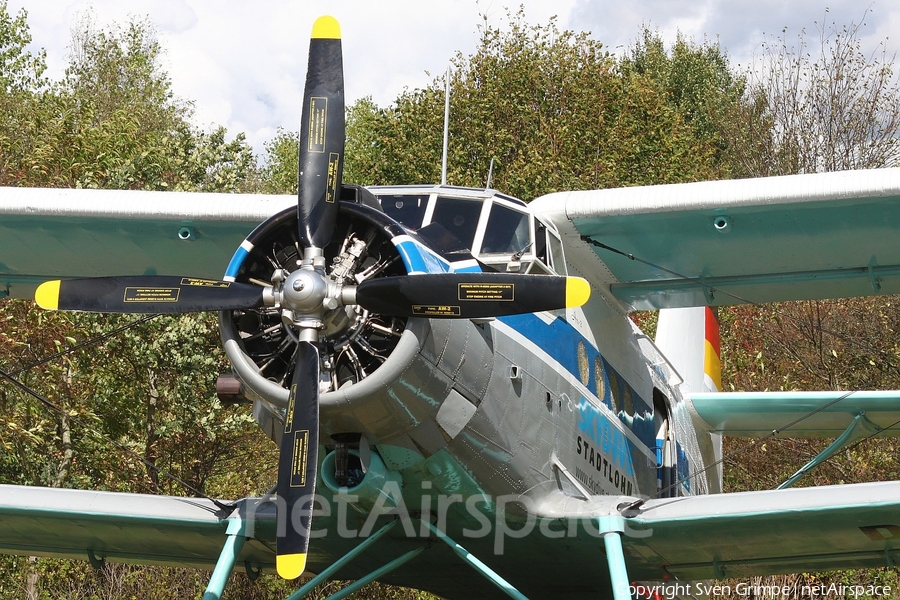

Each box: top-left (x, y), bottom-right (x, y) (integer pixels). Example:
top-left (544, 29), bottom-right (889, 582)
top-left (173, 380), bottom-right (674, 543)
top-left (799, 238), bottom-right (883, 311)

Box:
top-left (34, 280), bottom-right (61, 311)
top-left (276, 553), bottom-right (307, 580)
top-left (565, 277), bottom-right (591, 308)
top-left (312, 16), bottom-right (340, 39)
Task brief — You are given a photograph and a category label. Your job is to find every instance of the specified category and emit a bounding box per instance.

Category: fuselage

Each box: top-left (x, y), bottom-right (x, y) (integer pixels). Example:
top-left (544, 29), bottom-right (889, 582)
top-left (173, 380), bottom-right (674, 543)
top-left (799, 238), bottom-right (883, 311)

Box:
top-left (231, 184), bottom-right (720, 527)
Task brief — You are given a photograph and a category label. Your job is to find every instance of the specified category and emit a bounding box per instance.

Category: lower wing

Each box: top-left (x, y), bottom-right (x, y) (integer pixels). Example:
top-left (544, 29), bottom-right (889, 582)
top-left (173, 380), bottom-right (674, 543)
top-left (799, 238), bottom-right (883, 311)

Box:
top-left (6, 481), bottom-right (900, 597)
top-left (621, 480), bottom-right (900, 580)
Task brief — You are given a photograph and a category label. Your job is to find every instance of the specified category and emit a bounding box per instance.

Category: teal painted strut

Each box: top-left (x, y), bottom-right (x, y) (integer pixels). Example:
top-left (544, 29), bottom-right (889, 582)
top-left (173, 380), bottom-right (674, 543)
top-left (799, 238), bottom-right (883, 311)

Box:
top-left (596, 516), bottom-right (630, 600)
top-left (424, 521), bottom-right (530, 600)
top-left (777, 413), bottom-right (882, 489)
top-left (285, 520), bottom-right (398, 600)
top-left (201, 517), bottom-right (248, 600)
top-left (318, 548), bottom-right (425, 600)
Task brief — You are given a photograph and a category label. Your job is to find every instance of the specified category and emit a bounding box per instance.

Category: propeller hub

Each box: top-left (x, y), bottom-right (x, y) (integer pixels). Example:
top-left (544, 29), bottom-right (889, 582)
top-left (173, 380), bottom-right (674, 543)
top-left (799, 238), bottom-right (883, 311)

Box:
top-left (282, 269), bottom-right (329, 314)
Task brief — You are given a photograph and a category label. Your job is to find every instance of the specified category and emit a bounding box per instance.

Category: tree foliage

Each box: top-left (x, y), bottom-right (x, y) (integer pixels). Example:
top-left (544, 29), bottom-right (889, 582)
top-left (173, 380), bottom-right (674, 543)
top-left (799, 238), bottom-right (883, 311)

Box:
top-left (620, 29), bottom-right (745, 170)
top-left (725, 9), bottom-right (900, 176)
top-left (0, 4), bottom-right (269, 495)
top-left (260, 127), bottom-right (299, 195)
top-left (0, 10), bottom-right (257, 191)
top-left (4, 2), bottom-right (900, 598)
top-left (343, 10), bottom-right (740, 199)
top-left (0, 6), bottom-right (283, 597)
top-left (0, 0), bottom-right (45, 92)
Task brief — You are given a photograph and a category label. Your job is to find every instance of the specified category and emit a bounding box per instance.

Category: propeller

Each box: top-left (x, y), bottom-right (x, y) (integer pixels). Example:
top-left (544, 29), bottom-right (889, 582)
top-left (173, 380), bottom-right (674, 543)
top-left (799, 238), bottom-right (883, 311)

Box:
top-left (36, 272), bottom-right (590, 319)
top-left (272, 14), bottom-right (344, 579)
top-left (276, 340), bottom-right (320, 578)
top-left (297, 15), bottom-right (343, 252)
top-left (351, 272), bottom-right (590, 319)
top-left (31, 15), bottom-right (592, 580)
top-left (34, 276), bottom-right (265, 313)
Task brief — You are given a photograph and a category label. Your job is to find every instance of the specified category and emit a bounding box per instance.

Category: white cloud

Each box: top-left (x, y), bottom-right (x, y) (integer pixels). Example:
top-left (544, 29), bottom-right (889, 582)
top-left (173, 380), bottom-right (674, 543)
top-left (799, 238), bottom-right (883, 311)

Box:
top-left (6, 0), bottom-right (900, 156)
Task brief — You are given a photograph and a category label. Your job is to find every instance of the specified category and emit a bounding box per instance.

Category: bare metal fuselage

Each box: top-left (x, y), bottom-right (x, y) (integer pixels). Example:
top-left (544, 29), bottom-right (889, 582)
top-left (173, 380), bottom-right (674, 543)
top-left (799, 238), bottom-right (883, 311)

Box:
top-left (249, 288), bottom-right (719, 509)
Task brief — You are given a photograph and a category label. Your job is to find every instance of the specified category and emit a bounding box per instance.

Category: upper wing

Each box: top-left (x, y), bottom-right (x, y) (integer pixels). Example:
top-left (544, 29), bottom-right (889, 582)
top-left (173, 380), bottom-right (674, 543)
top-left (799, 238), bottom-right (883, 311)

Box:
top-left (531, 169), bottom-right (900, 310)
top-left (0, 187), bottom-right (294, 299)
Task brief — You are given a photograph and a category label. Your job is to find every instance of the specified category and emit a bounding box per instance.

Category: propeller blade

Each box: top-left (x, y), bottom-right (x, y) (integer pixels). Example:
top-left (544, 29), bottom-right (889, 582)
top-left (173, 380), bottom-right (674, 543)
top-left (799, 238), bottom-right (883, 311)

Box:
top-left (275, 340), bottom-right (320, 579)
top-left (353, 273), bottom-right (591, 318)
top-left (297, 15), bottom-right (344, 250)
top-left (34, 277), bottom-right (264, 314)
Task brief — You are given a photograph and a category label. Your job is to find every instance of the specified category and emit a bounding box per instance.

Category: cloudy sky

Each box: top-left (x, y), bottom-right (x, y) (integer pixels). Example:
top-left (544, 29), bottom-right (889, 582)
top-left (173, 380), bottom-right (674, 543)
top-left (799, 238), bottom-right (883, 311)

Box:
top-left (7, 0), bottom-right (900, 156)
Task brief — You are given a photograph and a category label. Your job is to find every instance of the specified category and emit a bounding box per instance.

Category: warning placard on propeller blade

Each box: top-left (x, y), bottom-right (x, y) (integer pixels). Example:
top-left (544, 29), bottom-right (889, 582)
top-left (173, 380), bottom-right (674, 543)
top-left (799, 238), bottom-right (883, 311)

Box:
top-left (413, 305), bottom-right (462, 317)
top-left (284, 384), bottom-right (297, 434)
top-left (290, 430), bottom-right (310, 487)
top-left (308, 97), bottom-right (328, 152)
top-left (458, 283), bottom-right (515, 301)
top-left (124, 287), bottom-right (180, 303)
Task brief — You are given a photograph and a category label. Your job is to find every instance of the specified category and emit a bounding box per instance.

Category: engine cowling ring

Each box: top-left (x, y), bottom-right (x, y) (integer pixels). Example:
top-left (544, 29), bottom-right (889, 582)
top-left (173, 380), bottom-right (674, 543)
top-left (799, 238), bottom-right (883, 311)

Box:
top-left (219, 201), bottom-right (415, 410)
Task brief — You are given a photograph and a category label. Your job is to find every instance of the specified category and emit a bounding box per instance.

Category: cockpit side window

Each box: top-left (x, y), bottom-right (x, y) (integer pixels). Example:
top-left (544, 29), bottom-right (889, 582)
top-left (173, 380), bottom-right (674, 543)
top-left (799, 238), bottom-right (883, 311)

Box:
top-left (533, 218), bottom-right (548, 263)
top-left (548, 230), bottom-right (567, 275)
top-left (481, 203), bottom-right (530, 255)
top-left (431, 197), bottom-right (483, 250)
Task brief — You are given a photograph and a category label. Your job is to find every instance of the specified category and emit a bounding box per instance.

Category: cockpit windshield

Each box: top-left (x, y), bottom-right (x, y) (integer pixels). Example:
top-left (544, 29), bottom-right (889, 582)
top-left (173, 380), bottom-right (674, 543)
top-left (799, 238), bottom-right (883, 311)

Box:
top-left (380, 194), bottom-right (429, 229)
top-left (430, 197), bottom-right (483, 250)
top-left (372, 187), bottom-right (565, 275)
top-left (481, 202), bottom-right (530, 255)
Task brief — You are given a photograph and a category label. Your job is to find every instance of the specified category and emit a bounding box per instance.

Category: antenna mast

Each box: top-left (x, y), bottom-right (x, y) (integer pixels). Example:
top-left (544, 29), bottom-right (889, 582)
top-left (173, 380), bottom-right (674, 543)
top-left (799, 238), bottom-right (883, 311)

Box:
top-left (441, 67), bottom-right (450, 186)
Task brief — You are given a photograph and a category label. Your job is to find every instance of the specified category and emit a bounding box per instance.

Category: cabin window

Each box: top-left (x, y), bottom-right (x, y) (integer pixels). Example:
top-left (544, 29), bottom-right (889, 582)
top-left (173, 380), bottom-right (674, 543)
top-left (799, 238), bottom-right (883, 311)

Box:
top-left (431, 197), bottom-right (483, 250)
top-left (380, 194), bottom-right (429, 229)
top-left (480, 203), bottom-right (530, 255)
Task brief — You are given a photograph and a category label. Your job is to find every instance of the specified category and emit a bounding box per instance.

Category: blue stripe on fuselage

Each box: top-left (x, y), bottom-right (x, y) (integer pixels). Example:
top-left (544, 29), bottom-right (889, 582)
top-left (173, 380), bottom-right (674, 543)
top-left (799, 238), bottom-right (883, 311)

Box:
top-left (499, 313), bottom-right (656, 450)
top-left (577, 398), bottom-right (635, 476)
top-left (394, 239), bottom-right (451, 274)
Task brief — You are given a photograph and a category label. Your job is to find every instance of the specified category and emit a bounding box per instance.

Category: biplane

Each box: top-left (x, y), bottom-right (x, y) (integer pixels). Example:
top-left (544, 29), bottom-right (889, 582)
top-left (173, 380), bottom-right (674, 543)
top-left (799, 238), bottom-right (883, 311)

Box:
top-left (2, 15), bottom-right (900, 600)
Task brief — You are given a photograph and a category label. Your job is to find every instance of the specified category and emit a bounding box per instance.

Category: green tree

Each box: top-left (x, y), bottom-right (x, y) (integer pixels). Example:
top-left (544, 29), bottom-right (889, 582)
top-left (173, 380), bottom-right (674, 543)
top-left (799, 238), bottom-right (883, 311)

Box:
top-left (261, 127), bottom-right (299, 194)
top-left (58, 17), bottom-right (258, 191)
top-left (343, 10), bottom-right (737, 200)
top-left (343, 96), bottom-right (382, 185)
top-left (0, 0), bottom-right (45, 91)
top-left (0, 10), bottom-right (258, 191)
top-left (0, 6), bottom-right (282, 596)
top-left (0, 1), bottom-right (50, 186)
top-left (620, 28), bottom-right (745, 172)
